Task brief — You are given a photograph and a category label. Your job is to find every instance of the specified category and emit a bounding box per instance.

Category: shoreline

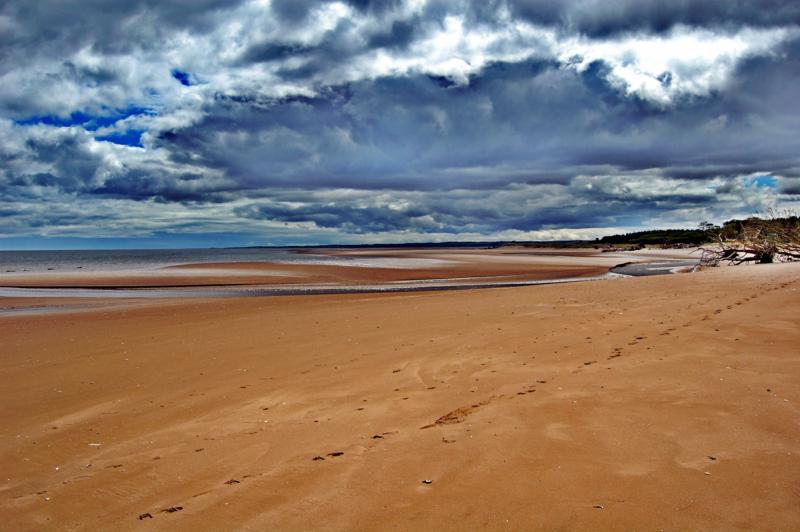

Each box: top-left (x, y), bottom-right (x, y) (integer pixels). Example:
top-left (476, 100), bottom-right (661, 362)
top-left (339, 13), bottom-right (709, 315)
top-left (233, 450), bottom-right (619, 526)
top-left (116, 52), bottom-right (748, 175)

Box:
top-left (0, 247), bottom-right (697, 310)
top-left (0, 272), bottom-right (622, 315)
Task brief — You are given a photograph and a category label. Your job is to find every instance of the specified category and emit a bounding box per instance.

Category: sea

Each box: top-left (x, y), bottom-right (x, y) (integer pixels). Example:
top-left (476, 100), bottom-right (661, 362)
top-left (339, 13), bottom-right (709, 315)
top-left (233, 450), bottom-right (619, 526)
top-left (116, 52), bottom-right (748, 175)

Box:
top-left (0, 248), bottom-right (327, 274)
top-left (0, 247), bottom-right (464, 275)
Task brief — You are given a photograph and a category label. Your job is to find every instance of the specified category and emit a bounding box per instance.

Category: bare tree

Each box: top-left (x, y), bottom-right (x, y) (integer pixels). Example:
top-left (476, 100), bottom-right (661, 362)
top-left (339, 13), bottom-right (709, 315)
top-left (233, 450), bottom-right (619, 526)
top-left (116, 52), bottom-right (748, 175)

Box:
top-left (700, 210), bottom-right (800, 266)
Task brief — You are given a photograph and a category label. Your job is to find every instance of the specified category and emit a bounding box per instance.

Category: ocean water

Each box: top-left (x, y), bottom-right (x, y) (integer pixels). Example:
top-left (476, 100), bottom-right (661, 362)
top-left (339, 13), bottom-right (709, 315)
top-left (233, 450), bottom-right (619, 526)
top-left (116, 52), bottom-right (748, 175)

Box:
top-left (0, 247), bottom-right (457, 275)
top-left (0, 248), bottom-right (323, 274)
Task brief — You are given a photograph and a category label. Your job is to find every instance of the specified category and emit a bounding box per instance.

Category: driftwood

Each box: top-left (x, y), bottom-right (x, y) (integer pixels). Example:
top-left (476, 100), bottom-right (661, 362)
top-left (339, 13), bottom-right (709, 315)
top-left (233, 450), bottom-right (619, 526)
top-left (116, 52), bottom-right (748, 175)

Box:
top-left (699, 214), bottom-right (800, 266)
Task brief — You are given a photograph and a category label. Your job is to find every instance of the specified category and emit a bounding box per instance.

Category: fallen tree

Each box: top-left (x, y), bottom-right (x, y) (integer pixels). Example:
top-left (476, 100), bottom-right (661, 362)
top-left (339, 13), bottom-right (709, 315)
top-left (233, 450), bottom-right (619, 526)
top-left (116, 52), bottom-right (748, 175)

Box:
top-left (700, 213), bottom-right (800, 266)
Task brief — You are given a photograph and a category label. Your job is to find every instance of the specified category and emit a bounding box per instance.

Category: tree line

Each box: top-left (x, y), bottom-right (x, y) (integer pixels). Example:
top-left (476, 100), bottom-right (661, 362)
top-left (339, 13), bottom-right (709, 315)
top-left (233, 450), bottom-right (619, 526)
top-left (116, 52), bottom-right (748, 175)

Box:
top-left (597, 212), bottom-right (799, 265)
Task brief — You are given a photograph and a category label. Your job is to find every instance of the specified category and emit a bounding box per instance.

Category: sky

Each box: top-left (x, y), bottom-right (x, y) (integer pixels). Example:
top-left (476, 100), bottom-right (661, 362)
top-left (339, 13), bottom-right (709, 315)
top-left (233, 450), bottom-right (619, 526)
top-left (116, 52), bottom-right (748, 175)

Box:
top-left (1, 0), bottom-right (800, 249)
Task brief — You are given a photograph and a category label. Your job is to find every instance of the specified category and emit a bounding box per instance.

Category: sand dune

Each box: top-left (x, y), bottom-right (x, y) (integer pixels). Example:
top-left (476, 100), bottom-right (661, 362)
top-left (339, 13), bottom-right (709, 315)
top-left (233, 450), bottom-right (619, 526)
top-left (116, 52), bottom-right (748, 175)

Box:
top-left (1, 260), bottom-right (798, 530)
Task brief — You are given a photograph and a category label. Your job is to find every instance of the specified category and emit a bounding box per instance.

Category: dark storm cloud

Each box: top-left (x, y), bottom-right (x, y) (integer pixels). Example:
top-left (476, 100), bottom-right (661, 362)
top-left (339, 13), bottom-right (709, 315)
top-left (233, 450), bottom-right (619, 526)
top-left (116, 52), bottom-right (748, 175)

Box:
top-left (1, 0), bottom-right (246, 56)
top-left (229, 0), bottom-right (800, 81)
top-left (154, 40), bottom-right (800, 193)
top-left (236, 202), bottom-right (432, 233)
top-left (237, 43), bottom-right (315, 65)
top-left (9, 128), bottom-right (103, 190)
top-left (269, 0), bottom-right (404, 22)
top-left (503, 0), bottom-right (800, 36)
top-left (268, 0), bottom-right (319, 23)
top-left (0, 0), bottom-right (249, 118)
top-left (230, 179), bottom-right (725, 234)
top-left (1, 0), bottom-right (799, 244)
top-left (234, 11), bottom-right (427, 86)
top-left (360, 0), bottom-right (800, 38)
top-left (366, 20), bottom-right (417, 49)
top-left (92, 171), bottom-right (228, 203)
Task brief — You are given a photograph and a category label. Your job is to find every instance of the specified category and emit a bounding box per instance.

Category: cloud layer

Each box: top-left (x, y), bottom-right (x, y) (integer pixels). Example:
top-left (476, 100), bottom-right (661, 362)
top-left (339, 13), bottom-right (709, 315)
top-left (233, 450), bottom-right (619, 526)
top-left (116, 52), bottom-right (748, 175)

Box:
top-left (1, 0), bottom-right (799, 247)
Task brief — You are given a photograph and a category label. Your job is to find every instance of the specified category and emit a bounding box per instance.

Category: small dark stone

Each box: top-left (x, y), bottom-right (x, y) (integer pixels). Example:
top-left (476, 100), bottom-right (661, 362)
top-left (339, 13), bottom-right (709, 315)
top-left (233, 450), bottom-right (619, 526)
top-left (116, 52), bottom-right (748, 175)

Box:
top-left (138, 513), bottom-right (153, 520)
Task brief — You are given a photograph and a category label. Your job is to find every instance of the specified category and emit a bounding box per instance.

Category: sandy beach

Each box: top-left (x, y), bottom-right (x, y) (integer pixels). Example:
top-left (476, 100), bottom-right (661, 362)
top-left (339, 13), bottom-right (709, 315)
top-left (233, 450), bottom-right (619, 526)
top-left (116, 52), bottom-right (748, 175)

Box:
top-left (6, 1), bottom-right (800, 529)
top-left (1, 252), bottom-right (799, 530)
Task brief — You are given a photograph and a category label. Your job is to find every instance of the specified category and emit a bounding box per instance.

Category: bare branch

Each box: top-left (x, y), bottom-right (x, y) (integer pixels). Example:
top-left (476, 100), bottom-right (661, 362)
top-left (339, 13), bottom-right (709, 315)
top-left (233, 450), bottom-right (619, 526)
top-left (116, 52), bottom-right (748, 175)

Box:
top-left (699, 211), bottom-right (800, 267)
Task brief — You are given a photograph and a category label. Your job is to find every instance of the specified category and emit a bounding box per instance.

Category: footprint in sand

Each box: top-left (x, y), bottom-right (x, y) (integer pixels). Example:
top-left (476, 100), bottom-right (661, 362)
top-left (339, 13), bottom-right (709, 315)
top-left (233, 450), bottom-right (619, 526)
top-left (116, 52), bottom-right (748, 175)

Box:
top-left (515, 385), bottom-right (536, 396)
top-left (421, 398), bottom-right (494, 429)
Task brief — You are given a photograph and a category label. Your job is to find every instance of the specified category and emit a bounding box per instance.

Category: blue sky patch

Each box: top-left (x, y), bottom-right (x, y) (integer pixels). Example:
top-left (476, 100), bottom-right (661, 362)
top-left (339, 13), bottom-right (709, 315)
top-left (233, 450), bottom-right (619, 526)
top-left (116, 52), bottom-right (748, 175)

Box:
top-left (96, 129), bottom-right (145, 147)
top-left (748, 175), bottom-right (778, 188)
top-left (16, 106), bottom-right (154, 131)
top-left (171, 69), bottom-right (193, 86)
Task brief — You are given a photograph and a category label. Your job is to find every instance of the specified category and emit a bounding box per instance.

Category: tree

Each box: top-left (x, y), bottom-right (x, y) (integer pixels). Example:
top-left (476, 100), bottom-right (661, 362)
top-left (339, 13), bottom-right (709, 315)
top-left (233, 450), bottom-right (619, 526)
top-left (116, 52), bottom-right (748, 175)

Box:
top-left (700, 211), bottom-right (800, 266)
top-left (698, 221), bottom-right (718, 233)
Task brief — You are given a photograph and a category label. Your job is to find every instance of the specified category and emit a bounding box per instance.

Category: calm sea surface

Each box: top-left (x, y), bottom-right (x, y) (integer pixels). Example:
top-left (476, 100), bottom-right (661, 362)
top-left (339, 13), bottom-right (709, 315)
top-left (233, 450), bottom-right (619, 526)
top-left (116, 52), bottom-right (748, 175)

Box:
top-left (0, 248), bottom-right (329, 274)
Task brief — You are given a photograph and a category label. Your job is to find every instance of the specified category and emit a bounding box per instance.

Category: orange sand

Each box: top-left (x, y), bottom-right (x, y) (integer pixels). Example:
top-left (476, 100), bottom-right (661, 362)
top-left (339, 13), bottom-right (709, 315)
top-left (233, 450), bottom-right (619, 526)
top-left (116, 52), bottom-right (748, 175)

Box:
top-left (1, 260), bottom-right (799, 530)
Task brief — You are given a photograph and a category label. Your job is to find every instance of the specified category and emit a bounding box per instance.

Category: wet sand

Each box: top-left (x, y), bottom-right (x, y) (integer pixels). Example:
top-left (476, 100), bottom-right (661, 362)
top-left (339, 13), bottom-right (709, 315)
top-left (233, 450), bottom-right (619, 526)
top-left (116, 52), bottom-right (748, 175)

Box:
top-left (0, 247), bottom-right (691, 289)
top-left (2, 257), bottom-right (798, 530)
top-left (0, 247), bottom-right (693, 311)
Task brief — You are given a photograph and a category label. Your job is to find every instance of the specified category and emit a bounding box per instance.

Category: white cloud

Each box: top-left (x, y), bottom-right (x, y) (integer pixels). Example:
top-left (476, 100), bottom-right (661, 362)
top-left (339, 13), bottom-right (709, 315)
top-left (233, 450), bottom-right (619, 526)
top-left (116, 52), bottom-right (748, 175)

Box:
top-left (560, 25), bottom-right (798, 105)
